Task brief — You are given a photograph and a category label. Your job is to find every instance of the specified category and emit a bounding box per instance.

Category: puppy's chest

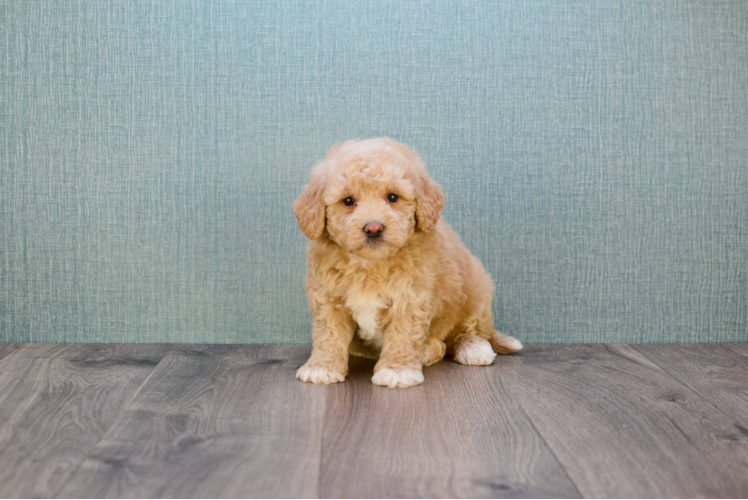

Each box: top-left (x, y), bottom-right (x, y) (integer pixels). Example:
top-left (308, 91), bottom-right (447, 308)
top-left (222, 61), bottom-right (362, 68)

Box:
top-left (344, 289), bottom-right (387, 345)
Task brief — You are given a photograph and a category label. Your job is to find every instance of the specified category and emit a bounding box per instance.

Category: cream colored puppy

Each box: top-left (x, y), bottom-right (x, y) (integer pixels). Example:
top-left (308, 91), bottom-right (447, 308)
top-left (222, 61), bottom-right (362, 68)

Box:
top-left (293, 138), bottom-right (522, 388)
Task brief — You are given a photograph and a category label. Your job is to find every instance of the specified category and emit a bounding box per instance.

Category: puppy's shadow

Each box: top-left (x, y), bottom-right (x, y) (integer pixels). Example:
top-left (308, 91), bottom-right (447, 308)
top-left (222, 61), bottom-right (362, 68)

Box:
top-left (345, 356), bottom-right (377, 381)
top-left (344, 354), bottom-right (457, 386)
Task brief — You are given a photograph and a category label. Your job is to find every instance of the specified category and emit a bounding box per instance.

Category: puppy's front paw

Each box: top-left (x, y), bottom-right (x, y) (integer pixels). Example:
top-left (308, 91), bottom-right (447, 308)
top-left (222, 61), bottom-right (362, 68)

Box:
top-left (454, 337), bottom-right (497, 366)
top-left (296, 364), bottom-right (346, 384)
top-left (371, 368), bottom-right (424, 388)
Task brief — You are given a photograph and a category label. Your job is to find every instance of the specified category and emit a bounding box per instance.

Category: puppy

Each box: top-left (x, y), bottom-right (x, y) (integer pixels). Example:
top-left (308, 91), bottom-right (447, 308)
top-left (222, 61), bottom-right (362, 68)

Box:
top-left (293, 138), bottom-right (522, 388)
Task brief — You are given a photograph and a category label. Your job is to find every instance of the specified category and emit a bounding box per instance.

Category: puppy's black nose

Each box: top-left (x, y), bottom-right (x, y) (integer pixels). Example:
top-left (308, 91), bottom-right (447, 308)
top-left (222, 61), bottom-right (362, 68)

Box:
top-left (363, 222), bottom-right (384, 238)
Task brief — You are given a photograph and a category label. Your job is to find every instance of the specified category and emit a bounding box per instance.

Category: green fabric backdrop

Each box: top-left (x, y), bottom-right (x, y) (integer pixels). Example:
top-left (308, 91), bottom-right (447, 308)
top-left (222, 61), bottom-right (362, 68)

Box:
top-left (1, 1), bottom-right (747, 344)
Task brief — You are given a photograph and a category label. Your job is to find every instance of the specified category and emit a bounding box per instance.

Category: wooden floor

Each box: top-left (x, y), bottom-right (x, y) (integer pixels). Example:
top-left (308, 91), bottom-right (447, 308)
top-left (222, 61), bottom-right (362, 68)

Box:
top-left (0, 343), bottom-right (747, 498)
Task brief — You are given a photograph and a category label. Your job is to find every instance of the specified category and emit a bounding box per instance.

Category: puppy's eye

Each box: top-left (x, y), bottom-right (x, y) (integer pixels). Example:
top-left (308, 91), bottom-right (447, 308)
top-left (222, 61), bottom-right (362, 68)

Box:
top-left (387, 193), bottom-right (399, 203)
top-left (343, 197), bottom-right (355, 206)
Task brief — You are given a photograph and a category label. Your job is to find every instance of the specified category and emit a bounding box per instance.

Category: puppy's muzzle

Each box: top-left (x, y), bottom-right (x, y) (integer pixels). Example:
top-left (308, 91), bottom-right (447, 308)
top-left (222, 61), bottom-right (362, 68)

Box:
top-left (363, 222), bottom-right (385, 239)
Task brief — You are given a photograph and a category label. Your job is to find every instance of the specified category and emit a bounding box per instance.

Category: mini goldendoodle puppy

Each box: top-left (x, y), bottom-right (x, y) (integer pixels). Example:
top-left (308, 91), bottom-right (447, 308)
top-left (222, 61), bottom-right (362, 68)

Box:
top-left (293, 138), bottom-right (522, 388)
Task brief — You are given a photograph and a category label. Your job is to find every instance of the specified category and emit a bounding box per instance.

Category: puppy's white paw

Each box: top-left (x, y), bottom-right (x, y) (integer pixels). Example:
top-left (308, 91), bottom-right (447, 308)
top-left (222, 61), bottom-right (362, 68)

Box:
top-left (371, 368), bottom-right (424, 388)
top-left (454, 337), bottom-right (497, 366)
top-left (296, 364), bottom-right (345, 384)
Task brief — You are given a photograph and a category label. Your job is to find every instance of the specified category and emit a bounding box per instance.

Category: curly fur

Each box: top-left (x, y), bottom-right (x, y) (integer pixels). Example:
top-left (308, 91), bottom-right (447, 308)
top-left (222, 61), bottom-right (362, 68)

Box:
top-left (293, 138), bottom-right (522, 388)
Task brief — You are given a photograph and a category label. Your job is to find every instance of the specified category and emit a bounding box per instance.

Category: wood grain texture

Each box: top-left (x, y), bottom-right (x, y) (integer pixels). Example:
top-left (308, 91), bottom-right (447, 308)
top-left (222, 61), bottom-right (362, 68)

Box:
top-left (319, 356), bottom-right (580, 499)
top-left (3, 342), bottom-right (748, 498)
top-left (499, 344), bottom-right (748, 498)
top-left (0, 343), bottom-right (23, 362)
top-left (0, 343), bottom-right (171, 498)
top-left (58, 345), bottom-right (326, 499)
top-left (723, 343), bottom-right (748, 358)
top-left (633, 343), bottom-right (748, 428)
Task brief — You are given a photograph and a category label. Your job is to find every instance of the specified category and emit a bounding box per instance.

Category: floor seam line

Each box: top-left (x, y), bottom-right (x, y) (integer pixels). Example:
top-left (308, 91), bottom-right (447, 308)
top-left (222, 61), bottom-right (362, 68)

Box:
top-left (497, 352), bottom-right (586, 499)
top-left (317, 384), bottom-right (327, 500)
top-left (631, 343), bottom-right (747, 426)
top-left (49, 345), bottom-right (178, 498)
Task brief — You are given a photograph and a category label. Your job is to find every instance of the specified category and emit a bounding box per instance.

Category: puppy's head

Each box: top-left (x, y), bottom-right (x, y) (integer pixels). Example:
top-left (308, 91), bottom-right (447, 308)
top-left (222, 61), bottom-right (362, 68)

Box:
top-left (293, 138), bottom-right (444, 260)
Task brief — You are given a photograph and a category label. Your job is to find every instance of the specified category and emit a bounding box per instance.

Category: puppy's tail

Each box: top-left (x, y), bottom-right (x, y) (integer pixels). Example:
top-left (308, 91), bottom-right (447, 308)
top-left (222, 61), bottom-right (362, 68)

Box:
top-left (489, 331), bottom-right (523, 354)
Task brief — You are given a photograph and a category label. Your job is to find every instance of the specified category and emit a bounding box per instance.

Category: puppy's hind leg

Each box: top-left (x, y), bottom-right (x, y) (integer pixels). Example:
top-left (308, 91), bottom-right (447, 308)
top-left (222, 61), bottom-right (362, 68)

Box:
top-left (448, 308), bottom-right (522, 365)
top-left (450, 334), bottom-right (497, 366)
top-left (451, 332), bottom-right (522, 365)
top-left (421, 337), bottom-right (447, 367)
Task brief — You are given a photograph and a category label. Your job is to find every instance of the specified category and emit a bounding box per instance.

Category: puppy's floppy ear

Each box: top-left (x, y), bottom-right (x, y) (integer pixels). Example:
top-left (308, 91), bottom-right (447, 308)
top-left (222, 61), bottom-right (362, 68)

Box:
top-left (293, 168), bottom-right (326, 240)
top-left (383, 137), bottom-right (445, 232)
top-left (415, 169), bottom-right (445, 232)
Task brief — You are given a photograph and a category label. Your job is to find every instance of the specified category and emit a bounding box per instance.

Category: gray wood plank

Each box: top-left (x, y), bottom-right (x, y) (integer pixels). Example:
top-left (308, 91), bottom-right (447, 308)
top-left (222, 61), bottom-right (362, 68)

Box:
top-left (0, 345), bottom-right (64, 436)
top-left (499, 344), bottom-right (748, 498)
top-left (320, 356), bottom-right (580, 499)
top-left (58, 345), bottom-right (326, 499)
top-left (0, 342), bottom-right (75, 359)
top-left (0, 343), bottom-right (23, 362)
top-left (0, 343), bottom-right (171, 499)
top-left (723, 343), bottom-right (748, 358)
top-left (633, 343), bottom-right (748, 428)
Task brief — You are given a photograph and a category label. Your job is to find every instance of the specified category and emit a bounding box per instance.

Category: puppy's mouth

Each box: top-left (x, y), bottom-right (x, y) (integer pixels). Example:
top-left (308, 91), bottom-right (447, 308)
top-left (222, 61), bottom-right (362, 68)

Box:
top-left (365, 233), bottom-right (384, 243)
top-left (353, 234), bottom-right (391, 255)
top-left (362, 238), bottom-right (386, 251)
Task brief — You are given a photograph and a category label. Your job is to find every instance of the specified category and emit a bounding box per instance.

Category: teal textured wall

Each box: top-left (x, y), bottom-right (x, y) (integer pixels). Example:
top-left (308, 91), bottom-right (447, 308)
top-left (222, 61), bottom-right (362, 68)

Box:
top-left (1, 1), bottom-right (747, 344)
